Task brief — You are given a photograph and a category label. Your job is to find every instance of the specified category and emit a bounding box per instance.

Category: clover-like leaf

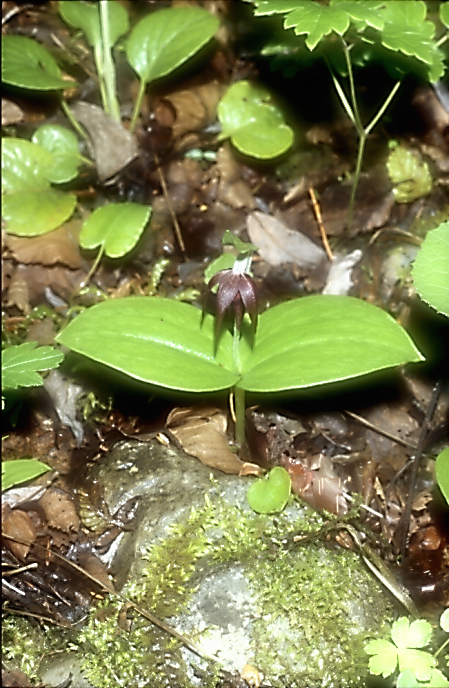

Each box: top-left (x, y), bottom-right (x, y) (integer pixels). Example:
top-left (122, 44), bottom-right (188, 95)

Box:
top-left (247, 466), bottom-right (291, 514)
top-left (2, 459), bottom-right (52, 492)
top-left (59, 0), bottom-right (129, 50)
top-left (79, 202), bottom-right (152, 258)
top-left (217, 81), bottom-right (294, 158)
top-left (412, 222), bottom-right (449, 318)
top-left (391, 617), bottom-right (433, 650)
top-left (126, 6), bottom-right (219, 86)
top-left (1, 35), bottom-right (69, 90)
top-left (31, 124), bottom-right (82, 184)
top-left (2, 342), bottom-right (64, 391)
top-left (2, 138), bottom-right (77, 236)
top-left (365, 638), bottom-right (399, 678)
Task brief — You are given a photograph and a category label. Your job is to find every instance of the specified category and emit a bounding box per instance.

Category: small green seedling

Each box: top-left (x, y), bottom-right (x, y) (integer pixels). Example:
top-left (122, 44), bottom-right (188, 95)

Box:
top-left (56, 234), bottom-right (423, 453)
top-left (247, 466), bottom-right (291, 513)
top-left (242, 0), bottom-right (447, 228)
top-left (365, 610), bottom-right (449, 687)
top-left (2, 459), bottom-right (52, 492)
top-left (386, 142), bottom-right (433, 204)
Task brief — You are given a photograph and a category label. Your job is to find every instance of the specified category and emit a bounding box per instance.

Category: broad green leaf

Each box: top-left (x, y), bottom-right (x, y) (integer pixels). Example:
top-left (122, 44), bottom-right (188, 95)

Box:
top-left (247, 466), bottom-right (291, 514)
top-left (2, 342), bottom-right (64, 390)
top-left (386, 144), bottom-right (432, 204)
top-left (2, 459), bottom-right (52, 492)
top-left (238, 295), bottom-right (424, 393)
top-left (412, 222), bottom-right (449, 318)
top-left (365, 638), bottom-right (398, 677)
top-left (32, 124), bottom-right (81, 184)
top-left (59, 0), bottom-right (129, 49)
top-left (330, 0), bottom-right (384, 32)
top-left (2, 139), bottom-right (76, 236)
top-left (435, 447), bottom-right (449, 506)
top-left (217, 81), bottom-right (294, 158)
top-left (56, 297), bottom-right (237, 393)
top-left (126, 6), bottom-right (219, 85)
top-left (284, 2), bottom-right (350, 50)
top-left (79, 203), bottom-right (152, 258)
top-left (1, 35), bottom-right (69, 90)
top-left (426, 669), bottom-right (449, 688)
top-left (204, 254), bottom-right (237, 283)
top-left (391, 617), bottom-right (432, 649)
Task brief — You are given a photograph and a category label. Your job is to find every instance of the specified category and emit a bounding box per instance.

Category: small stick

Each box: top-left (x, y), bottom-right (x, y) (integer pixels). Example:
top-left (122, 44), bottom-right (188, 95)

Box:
top-left (344, 410), bottom-right (418, 450)
top-left (308, 186), bottom-right (333, 261)
top-left (154, 153), bottom-right (186, 255)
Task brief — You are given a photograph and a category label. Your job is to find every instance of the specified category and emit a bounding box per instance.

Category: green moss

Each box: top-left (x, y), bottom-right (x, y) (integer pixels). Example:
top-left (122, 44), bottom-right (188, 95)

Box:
top-left (2, 493), bottom-right (395, 688)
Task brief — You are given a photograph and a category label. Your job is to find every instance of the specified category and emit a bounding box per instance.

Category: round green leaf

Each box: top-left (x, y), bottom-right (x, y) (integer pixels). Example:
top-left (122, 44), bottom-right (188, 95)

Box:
top-left (217, 81), bottom-right (294, 159)
top-left (32, 124), bottom-right (81, 183)
top-left (412, 222), bottom-right (449, 318)
top-left (435, 447), bottom-right (449, 506)
top-left (79, 203), bottom-right (152, 258)
top-left (126, 6), bottom-right (219, 85)
top-left (2, 459), bottom-right (52, 492)
top-left (59, 0), bottom-right (129, 49)
top-left (56, 297), bottom-right (237, 393)
top-left (238, 295), bottom-right (424, 393)
top-left (247, 467), bottom-right (291, 514)
top-left (441, 608), bottom-right (449, 632)
top-left (2, 138), bottom-right (76, 236)
top-left (1, 35), bottom-right (69, 90)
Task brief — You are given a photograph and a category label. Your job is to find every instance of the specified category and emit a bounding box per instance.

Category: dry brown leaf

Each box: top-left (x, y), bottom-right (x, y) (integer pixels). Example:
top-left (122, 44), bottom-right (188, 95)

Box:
top-left (39, 489), bottom-right (80, 533)
top-left (2, 99), bottom-right (24, 126)
top-left (72, 101), bottom-right (138, 183)
top-left (155, 80), bottom-right (225, 141)
top-left (6, 264), bottom-right (30, 313)
top-left (2, 508), bottom-right (37, 561)
top-left (4, 221), bottom-right (83, 268)
top-left (77, 551), bottom-right (115, 592)
top-left (167, 405), bottom-right (260, 475)
top-left (247, 211), bottom-right (327, 270)
top-left (213, 145), bottom-right (256, 210)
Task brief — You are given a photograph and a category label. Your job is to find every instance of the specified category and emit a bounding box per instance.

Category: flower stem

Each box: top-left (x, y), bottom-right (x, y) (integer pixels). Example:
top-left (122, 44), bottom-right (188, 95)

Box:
top-left (232, 320), bottom-right (247, 454)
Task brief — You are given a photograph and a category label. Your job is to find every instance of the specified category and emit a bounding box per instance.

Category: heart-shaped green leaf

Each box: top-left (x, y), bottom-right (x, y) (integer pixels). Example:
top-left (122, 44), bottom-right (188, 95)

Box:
top-left (2, 459), bottom-right (52, 492)
top-left (56, 297), bottom-right (237, 393)
top-left (126, 6), bottom-right (219, 85)
top-left (412, 222), bottom-right (449, 318)
top-left (79, 203), bottom-right (152, 258)
top-left (59, 0), bottom-right (129, 49)
top-left (2, 138), bottom-right (76, 236)
top-left (32, 124), bottom-right (82, 184)
top-left (1, 35), bottom-right (69, 90)
top-left (238, 295), bottom-right (424, 392)
top-left (247, 466), bottom-right (291, 514)
top-left (217, 81), bottom-right (294, 159)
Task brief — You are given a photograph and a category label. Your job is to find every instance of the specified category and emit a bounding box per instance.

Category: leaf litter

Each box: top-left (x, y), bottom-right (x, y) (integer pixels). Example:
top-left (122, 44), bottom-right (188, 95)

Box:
top-left (2, 1), bottom-right (449, 685)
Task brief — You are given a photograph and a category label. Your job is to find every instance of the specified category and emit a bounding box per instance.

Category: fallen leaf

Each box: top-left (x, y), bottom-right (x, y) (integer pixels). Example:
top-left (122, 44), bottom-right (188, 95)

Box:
top-left (6, 264), bottom-right (30, 313)
top-left (2, 507), bottom-right (37, 561)
top-left (43, 369), bottom-right (84, 446)
top-left (167, 406), bottom-right (261, 475)
top-left (39, 489), bottom-right (80, 533)
top-left (4, 221), bottom-right (83, 268)
top-left (71, 101), bottom-right (138, 183)
top-left (247, 210), bottom-right (327, 270)
top-left (2, 99), bottom-right (24, 126)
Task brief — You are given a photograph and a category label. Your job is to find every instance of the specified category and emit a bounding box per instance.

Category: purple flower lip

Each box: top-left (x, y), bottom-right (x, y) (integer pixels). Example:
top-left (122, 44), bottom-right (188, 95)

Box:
top-left (204, 268), bottom-right (258, 336)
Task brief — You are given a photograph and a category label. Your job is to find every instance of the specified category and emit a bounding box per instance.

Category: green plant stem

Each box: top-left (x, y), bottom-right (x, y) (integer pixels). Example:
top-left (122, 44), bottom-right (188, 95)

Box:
top-left (98, 0), bottom-right (121, 122)
top-left (330, 42), bottom-right (402, 232)
top-left (130, 80), bottom-right (146, 133)
top-left (60, 99), bottom-right (88, 139)
top-left (82, 246), bottom-right (105, 287)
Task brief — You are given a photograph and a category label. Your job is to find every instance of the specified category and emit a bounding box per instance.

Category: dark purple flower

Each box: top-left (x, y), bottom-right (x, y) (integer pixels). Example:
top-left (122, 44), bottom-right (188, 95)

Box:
top-left (205, 268), bottom-right (258, 336)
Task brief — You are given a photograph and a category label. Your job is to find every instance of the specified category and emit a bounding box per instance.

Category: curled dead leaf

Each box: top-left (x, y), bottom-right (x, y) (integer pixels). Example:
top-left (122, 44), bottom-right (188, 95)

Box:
top-left (39, 489), bottom-right (80, 534)
top-left (2, 507), bottom-right (37, 561)
top-left (167, 406), bottom-right (261, 475)
top-left (4, 221), bottom-right (83, 269)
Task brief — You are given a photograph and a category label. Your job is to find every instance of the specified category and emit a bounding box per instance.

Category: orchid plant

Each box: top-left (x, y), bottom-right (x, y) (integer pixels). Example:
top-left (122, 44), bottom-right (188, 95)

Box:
top-left (56, 232), bottom-right (423, 457)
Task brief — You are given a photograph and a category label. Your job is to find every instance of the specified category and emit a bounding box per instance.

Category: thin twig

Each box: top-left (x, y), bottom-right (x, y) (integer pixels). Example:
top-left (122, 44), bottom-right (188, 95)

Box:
top-left (154, 153), bottom-right (186, 255)
top-left (344, 410), bottom-right (418, 450)
top-left (308, 186), bottom-right (333, 261)
top-left (399, 381), bottom-right (441, 561)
